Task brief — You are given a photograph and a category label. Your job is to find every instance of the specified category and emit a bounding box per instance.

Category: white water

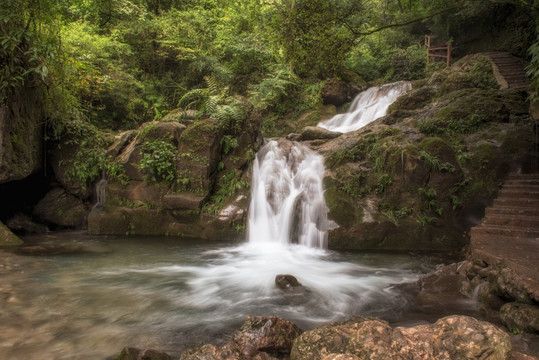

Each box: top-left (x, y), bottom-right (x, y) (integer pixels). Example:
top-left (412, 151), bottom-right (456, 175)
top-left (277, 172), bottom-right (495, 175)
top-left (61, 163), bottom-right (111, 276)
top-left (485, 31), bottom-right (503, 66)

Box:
top-left (247, 140), bottom-right (329, 248)
top-left (318, 80), bottom-right (412, 133)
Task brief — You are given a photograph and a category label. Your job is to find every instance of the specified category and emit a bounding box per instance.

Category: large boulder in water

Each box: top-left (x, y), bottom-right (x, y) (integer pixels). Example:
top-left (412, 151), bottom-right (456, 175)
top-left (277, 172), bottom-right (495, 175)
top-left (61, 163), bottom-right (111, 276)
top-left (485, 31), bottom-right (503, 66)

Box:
top-left (275, 274), bottom-right (302, 290)
top-left (291, 315), bottom-right (511, 360)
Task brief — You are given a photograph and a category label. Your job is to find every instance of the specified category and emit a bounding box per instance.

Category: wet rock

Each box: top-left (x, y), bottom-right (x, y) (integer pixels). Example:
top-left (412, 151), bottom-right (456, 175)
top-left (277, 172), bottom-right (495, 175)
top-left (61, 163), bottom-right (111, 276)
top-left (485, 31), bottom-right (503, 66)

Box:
top-left (33, 188), bottom-right (89, 229)
top-left (286, 133), bottom-right (301, 141)
top-left (298, 126), bottom-right (342, 141)
top-left (179, 343), bottom-right (244, 360)
top-left (500, 302), bottom-right (539, 333)
top-left (163, 193), bottom-right (205, 210)
top-left (232, 316), bottom-right (302, 355)
top-left (118, 346), bottom-right (173, 360)
top-left (0, 221), bottom-right (23, 246)
top-left (275, 274), bottom-right (302, 290)
top-left (497, 268), bottom-right (535, 305)
top-left (291, 315), bottom-right (511, 360)
top-left (5, 213), bottom-right (48, 234)
top-left (88, 207), bottom-right (203, 237)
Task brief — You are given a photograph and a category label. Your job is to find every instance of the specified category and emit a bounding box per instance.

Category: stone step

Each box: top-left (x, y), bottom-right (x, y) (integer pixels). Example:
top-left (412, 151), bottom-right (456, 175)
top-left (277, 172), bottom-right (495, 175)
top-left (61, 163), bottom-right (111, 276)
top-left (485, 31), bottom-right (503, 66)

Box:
top-left (471, 224), bottom-right (539, 238)
top-left (483, 214), bottom-right (539, 228)
top-left (504, 179), bottom-right (539, 186)
top-left (498, 189), bottom-right (539, 199)
top-left (502, 184), bottom-right (539, 192)
top-left (493, 197), bottom-right (539, 208)
top-left (486, 206), bottom-right (539, 217)
top-left (508, 174), bottom-right (539, 179)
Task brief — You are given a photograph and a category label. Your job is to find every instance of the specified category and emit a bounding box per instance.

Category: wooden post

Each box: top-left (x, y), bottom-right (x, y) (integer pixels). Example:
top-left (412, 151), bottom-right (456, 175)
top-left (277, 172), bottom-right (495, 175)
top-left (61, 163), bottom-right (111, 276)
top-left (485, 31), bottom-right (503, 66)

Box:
top-left (446, 43), bottom-right (451, 67)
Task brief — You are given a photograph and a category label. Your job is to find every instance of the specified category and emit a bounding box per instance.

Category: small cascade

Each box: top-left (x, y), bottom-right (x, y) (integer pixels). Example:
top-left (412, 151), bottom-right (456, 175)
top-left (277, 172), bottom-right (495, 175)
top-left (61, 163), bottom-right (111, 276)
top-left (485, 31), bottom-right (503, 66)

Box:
top-left (318, 80), bottom-right (412, 133)
top-left (247, 140), bottom-right (329, 248)
top-left (94, 171), bottom-right (107, 208)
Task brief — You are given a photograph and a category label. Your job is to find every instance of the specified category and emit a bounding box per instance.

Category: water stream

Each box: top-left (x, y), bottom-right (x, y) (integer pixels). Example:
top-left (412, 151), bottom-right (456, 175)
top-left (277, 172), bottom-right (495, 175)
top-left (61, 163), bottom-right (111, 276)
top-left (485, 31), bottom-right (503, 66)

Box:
top-left (318, 81), bottom-right (412, 133)
top-left (0, 233), bottom-right (470, 360)
top-left (0, 138), bottom-right (480, 359)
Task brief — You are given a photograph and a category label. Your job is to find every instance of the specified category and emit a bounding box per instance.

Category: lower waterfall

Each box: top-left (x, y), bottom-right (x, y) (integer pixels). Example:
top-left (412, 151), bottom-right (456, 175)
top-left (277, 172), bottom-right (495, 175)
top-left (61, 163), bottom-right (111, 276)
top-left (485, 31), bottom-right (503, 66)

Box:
top-left (247, 140), bottom-right (329, 248)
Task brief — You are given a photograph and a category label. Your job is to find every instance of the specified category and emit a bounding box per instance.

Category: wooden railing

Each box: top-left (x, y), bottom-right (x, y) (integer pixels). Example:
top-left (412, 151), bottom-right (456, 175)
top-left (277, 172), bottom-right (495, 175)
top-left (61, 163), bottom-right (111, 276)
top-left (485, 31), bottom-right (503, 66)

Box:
top-left (420, 35), bottom-right (451, 67)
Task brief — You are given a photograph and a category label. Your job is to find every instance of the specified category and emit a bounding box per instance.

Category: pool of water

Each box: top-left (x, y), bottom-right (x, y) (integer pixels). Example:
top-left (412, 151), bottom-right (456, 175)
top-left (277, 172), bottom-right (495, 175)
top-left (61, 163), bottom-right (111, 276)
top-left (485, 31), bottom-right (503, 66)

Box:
top-left (0, 231), bottom-right (478, 359)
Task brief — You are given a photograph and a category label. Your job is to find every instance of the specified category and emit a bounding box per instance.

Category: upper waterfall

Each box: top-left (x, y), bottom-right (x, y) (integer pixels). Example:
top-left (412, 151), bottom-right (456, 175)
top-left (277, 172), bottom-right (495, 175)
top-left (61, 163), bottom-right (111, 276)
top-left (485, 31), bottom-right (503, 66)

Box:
top-left (318, 81), bottom-right (412, 133)
top-left (247, 140), bottom-right (329, 248)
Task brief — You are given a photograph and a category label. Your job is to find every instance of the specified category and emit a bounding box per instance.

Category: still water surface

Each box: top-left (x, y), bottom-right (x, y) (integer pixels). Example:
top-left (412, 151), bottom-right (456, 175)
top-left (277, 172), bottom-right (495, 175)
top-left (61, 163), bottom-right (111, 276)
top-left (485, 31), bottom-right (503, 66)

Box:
top-left (0, 231), bottom-right (477, 359)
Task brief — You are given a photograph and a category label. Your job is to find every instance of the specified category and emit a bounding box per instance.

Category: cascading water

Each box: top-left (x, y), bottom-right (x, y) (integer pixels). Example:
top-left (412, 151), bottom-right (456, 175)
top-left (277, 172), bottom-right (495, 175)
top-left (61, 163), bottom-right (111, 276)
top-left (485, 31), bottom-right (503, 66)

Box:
top-left (247, 140), bottom-right (329, 248)
top-left (318, 80), bottom-right (412, 133)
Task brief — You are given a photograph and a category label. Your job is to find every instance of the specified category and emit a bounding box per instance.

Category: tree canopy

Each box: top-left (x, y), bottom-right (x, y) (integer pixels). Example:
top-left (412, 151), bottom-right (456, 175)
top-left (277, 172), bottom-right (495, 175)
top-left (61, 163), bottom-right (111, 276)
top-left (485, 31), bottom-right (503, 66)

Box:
top-left (1, 0), bottom-right (537, 132)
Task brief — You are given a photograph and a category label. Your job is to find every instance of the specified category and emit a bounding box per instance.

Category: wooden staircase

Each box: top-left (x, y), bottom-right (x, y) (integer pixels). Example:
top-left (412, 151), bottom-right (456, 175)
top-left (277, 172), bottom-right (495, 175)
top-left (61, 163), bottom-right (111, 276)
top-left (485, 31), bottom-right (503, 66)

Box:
top-left (484, 52), bottom-right (531, 92)
top-left (469, 174), bottom-right (539, 300)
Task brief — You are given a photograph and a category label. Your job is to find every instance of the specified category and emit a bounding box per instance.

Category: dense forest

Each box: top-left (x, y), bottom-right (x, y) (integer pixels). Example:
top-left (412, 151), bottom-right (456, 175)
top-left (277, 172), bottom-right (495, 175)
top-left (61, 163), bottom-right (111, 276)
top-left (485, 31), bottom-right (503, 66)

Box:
top-left (2, 0), bottom-right (538, 134)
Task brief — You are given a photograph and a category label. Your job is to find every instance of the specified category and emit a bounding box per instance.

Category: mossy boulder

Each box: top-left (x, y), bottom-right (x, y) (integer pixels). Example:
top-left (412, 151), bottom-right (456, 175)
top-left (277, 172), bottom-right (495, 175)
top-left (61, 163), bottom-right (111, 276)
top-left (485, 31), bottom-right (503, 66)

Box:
top-left (33, 188), bottom-right (89, 229)
top-left (0, 85), bottom-right (43, 184)
top-left (0, 221), bottom-right (23, 246)
top-left (88, 206), bottom-right (204, 237)
top-left (176, 119), bottom-right (223, 195)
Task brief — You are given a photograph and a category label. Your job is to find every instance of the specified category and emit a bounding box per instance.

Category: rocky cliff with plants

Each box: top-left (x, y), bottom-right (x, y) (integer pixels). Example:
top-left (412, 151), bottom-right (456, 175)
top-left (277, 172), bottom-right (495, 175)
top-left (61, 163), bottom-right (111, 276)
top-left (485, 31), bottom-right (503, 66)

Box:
top-left (307, 55), bottom-right (536, 252)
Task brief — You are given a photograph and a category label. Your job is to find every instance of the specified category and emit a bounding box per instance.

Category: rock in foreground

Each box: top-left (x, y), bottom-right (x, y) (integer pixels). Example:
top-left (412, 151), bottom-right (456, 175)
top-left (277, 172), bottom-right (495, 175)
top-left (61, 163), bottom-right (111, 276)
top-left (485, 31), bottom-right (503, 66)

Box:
top-left (177, 315), bottom-right (512, 360)
top-left (291, 315), bottom-right (511, 360)
top-left (180, 316), bottom-right (302, 360)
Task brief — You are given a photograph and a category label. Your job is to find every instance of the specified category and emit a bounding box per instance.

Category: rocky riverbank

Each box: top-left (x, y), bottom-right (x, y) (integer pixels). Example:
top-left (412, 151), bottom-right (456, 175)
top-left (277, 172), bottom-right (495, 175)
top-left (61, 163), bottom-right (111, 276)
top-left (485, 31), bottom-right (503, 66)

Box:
top-left (117, 314), bottom-right (536, 360)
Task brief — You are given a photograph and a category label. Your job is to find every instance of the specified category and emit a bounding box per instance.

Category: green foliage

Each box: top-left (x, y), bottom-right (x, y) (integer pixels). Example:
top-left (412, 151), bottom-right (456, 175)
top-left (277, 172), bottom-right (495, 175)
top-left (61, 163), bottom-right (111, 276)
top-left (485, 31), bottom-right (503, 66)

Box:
top-left (179, 76), bottom-right (247, 133)
top-left (203, 170), bottom-right (249, 214)
top-left (61, 120), bottom-right (128, 188)
top-left (376, 174), bottom-right (392, 195)
top-left (248, 65), bottom-right (298, 112)
top-left (139, 137), bottom-right (177, 185)
top-left (418, 150), bottom-right (456, 173)
top-left (418, 186), bottom-right (442, 215)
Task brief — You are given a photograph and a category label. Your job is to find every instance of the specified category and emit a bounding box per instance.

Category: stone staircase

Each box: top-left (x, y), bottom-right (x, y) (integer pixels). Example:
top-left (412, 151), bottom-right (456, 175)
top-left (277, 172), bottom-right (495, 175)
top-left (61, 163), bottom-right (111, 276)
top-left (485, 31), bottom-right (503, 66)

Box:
top-left (484, 52), bottom-right (531, 92)
top-left (469, 174), bottom-right (539, 297)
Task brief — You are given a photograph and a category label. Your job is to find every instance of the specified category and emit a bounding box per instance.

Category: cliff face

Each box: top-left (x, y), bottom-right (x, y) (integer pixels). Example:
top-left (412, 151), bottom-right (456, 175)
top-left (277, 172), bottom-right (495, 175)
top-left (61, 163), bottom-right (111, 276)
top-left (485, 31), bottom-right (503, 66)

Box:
top-left (312, 55), bottom-right (537, 252)
top-left (0, 85), bottom-right (44, 184)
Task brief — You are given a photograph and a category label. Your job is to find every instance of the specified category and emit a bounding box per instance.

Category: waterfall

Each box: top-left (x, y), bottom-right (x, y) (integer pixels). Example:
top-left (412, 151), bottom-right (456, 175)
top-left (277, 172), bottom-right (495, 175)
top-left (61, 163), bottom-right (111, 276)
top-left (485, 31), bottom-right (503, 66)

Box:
top-left (318, 81), bottom-right (412, 133)
top-left (94, 171), bottom-right (107, 208)
top-left (247, 140), bottom-right (329, 248)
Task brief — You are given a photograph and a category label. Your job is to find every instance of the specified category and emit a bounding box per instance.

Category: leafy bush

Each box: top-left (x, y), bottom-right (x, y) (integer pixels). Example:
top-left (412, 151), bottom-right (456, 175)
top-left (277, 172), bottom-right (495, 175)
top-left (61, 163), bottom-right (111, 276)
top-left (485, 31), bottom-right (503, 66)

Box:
top-left (61, 120), bottom-right (128, 188)
top-left (139, 137), bottom-right (177, 186)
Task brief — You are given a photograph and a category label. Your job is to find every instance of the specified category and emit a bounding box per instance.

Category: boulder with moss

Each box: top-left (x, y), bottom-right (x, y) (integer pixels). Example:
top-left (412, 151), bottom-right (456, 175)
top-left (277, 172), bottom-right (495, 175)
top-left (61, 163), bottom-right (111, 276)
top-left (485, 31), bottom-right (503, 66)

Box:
top-left (0, 221), bottom-right (23, 246)
top-left (33, 188), bottom-right (89, 229)
top-left (0, 85), bottom-right (43, 184)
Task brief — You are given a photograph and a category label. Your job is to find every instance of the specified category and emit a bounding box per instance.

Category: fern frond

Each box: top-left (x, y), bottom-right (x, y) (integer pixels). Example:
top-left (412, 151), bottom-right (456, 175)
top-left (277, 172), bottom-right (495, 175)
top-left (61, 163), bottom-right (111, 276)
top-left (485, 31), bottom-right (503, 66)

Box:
top-left (204, 95), bottom-right (219, 115)
top-left (204, 76), bottom-right (219, 95)
top-left (178, 88), bottom-right (210, 110)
